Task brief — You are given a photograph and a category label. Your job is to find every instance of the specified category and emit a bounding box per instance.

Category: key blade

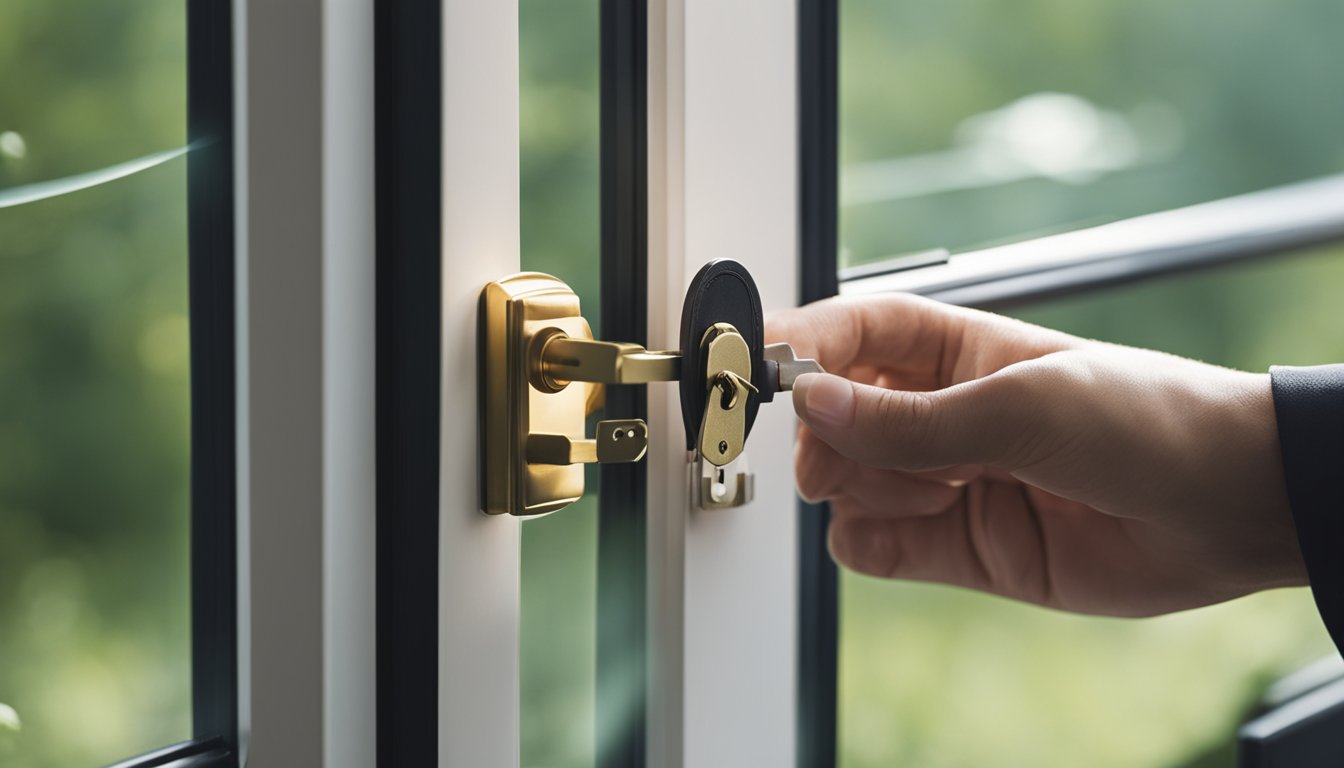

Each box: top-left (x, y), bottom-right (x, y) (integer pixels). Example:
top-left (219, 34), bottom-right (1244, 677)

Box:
top-left (762, 342), bottom-right (823, 392)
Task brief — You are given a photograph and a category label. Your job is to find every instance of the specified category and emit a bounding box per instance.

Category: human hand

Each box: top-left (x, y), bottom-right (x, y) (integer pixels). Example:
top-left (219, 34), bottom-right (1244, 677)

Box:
top-left (768, 293), bottom-right (1305, 617)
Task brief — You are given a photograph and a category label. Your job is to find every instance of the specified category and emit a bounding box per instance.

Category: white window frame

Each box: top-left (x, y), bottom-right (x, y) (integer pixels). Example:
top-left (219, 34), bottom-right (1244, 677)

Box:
top-left (646, 2), bottom-right (802, 767)
top-left (235, 0), bottom-right (378, 764)
top-left (436, 0), bottom-right (523, 765)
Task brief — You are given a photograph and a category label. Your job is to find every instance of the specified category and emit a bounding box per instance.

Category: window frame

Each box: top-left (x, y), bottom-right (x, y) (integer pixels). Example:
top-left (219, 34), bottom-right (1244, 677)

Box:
top-left (185, 0), bottom-right (239, 760)
top-left (399, 1), bottom-right (522, 765)
top-left (1240, 669), bottom-right (1344, 765)
top-left (643, 2), bottom-right (803, 764)
top-left (373, 0), bottom-right (442, 763)
top-left (840, 175), bottom-right (1344, 307)
top-left (797, 1), bottom-right (1344, 766)
top-left (797, 1), bottom-right (840, 767)
top-left (598, 1), bottom-right (653, 766)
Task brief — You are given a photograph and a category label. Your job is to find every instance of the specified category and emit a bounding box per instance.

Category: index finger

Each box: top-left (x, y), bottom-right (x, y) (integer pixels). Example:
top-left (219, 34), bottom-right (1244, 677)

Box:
top-left (765, 293), bottom-right (1077, 389)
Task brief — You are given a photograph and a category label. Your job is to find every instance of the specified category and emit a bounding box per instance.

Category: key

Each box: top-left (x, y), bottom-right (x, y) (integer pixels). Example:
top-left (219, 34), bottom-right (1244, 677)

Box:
top-left (754, 342), bottom-right (823, 403)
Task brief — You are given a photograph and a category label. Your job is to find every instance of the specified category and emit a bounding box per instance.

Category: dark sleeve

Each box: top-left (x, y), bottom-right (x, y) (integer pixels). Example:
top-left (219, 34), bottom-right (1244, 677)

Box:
top-left (1270, 364), bottom-right (1344, 652)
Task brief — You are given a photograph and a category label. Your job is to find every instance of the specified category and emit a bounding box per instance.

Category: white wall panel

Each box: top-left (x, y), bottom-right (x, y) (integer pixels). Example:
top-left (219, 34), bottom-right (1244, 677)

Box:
top-left (648, 2), bottom-right (800, 765)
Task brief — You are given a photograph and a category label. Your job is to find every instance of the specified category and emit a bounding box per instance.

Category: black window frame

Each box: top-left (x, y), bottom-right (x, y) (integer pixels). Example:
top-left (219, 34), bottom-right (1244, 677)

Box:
top-left (374, 0), bottom-right (442, 763)
top-left (797, 1), bottom-right (840, 767)
top-left (598, 1), bottom-right (651, 766)
top-left (796, 1), bottom-right (1344, 766)
top-left (112, 1), bottom-right (239, 766)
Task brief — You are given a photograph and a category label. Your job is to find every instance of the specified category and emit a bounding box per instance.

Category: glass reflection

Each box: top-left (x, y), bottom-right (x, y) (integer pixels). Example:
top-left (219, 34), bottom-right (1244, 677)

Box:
top-left (840, 0), bottom-right (1344, 267)
top-left (0, 2), bottom-right (191, 764)
top-left (518, 0), bottom-right (601, 766)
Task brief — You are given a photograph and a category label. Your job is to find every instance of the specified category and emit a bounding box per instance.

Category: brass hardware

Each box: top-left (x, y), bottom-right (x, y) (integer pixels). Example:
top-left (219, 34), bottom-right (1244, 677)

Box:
top-left (699, 453), bottom-right (754, 509)
top-left (528, 419), bottom-right (649, 465)
top-left (480, 272), bottom-right (677, 516)
top-left (480, 271), bottom-right (808, 516)
top-left (535, 334), bottom-right (681, 389)
top-left (697, 323), bottom-right (753, 467)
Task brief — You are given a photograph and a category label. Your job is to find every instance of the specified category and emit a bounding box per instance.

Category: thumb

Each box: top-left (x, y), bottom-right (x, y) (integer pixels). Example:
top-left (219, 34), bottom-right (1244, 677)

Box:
top-left (791, 371), bottom-right (1045, 471)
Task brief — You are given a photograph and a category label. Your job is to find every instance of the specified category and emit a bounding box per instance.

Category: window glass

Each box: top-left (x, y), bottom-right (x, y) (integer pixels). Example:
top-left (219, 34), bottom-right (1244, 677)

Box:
top-left (519, 1), bottom-right (601, 766)
top-left (839, 0), bottom-right (1344, 268)
top-left (838, 244), bottom-right (1344, 768)
top-left (0, 1), bottom-right (191, 764)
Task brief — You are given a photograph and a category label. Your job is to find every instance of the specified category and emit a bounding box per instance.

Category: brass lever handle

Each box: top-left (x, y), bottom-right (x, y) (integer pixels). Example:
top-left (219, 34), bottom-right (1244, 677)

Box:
top-left (527, 419), bottom-right (649, 465)
top-left (532, 332), bottom-right (682, 390)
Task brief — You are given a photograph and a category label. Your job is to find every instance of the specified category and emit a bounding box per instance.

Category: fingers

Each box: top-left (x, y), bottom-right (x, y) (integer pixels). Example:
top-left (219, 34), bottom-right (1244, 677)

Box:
top-left (798, 427), bottom-right (985, 485)
top-left (766, 293), bottom-right (1080, 390)
top-left (804, 460), bottom-right (964, 517)
top-left (826, 490), bottom-right (1186, 616)
top-left (766, 294), bottom-right (961, 389)
top-left (796, 431), bottom-right (970, 514)
top-left (792, 366), bottom-right (1059, 472)
top-left (827, 489), bottom-right (1054, 606)
top-left (828, 500), bottom-right (992, 589)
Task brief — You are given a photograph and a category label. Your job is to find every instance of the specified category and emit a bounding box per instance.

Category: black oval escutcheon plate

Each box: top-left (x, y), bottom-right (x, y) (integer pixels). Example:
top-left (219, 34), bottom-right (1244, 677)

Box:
top-left (678, 259), bottom-right (764, 450)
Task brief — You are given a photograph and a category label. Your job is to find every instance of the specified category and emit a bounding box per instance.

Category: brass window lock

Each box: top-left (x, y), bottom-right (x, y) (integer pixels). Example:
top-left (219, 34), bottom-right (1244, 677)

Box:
top-left (478, 260), bottom-right (819, 516)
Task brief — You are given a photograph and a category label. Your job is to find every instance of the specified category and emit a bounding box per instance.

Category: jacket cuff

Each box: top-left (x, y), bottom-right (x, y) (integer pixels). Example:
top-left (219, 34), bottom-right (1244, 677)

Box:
top-left (1270, 364), bottom-right (1344, 652)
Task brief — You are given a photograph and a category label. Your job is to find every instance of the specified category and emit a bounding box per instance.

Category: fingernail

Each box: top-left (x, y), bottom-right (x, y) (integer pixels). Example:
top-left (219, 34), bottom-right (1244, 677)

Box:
top-left (799, 373), bottom-right (855, 428)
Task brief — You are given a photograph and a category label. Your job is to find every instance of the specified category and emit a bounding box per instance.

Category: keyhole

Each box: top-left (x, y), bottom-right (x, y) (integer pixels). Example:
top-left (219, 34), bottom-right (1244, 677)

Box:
top-left (716, 373), bottom-right (739, 410)
top-left (717, 440), bottom-right (728, 455)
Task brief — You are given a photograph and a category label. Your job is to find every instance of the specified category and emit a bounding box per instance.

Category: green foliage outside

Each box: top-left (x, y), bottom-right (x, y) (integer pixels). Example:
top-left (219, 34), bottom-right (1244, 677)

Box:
top-left (840, 0), bottom-right (1344, 265)
top-left (0, 1), bottom-right (192, 766)
top-left (519, 1), bottom-right (602, 766)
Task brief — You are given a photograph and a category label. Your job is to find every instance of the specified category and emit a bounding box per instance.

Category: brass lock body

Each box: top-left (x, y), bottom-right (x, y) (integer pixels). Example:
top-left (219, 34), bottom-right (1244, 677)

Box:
top-left (479, 263), bottom-right (820, 517)
top-left (479, 273), bottom-right (680, 516)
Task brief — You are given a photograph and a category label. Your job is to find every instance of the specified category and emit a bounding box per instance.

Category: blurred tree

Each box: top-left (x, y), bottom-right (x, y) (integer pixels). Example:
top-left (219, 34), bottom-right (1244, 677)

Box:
top-left (0, 2), bottom-right (191, 766)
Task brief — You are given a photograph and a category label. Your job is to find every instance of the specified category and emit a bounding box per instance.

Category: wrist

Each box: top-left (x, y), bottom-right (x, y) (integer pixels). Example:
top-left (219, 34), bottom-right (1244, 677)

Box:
top-left (1232, 371), bottom-right (1308, 588)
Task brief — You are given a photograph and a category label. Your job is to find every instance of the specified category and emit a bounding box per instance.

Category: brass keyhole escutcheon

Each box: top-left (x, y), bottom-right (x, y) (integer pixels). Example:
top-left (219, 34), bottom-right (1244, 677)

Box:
top-left (697, 323), bottom-right (754, 467)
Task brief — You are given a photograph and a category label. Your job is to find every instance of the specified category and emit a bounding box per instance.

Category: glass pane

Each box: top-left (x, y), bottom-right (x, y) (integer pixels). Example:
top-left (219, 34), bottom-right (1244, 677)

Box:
top-left (0, 1), bottom-right (191, 765)
top-left (837, 244), bottom-right (1344, 768)
top-left (839, 0), bottom-right (1344, 268)
top-left (519, 1), bottom-right (600, 766)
